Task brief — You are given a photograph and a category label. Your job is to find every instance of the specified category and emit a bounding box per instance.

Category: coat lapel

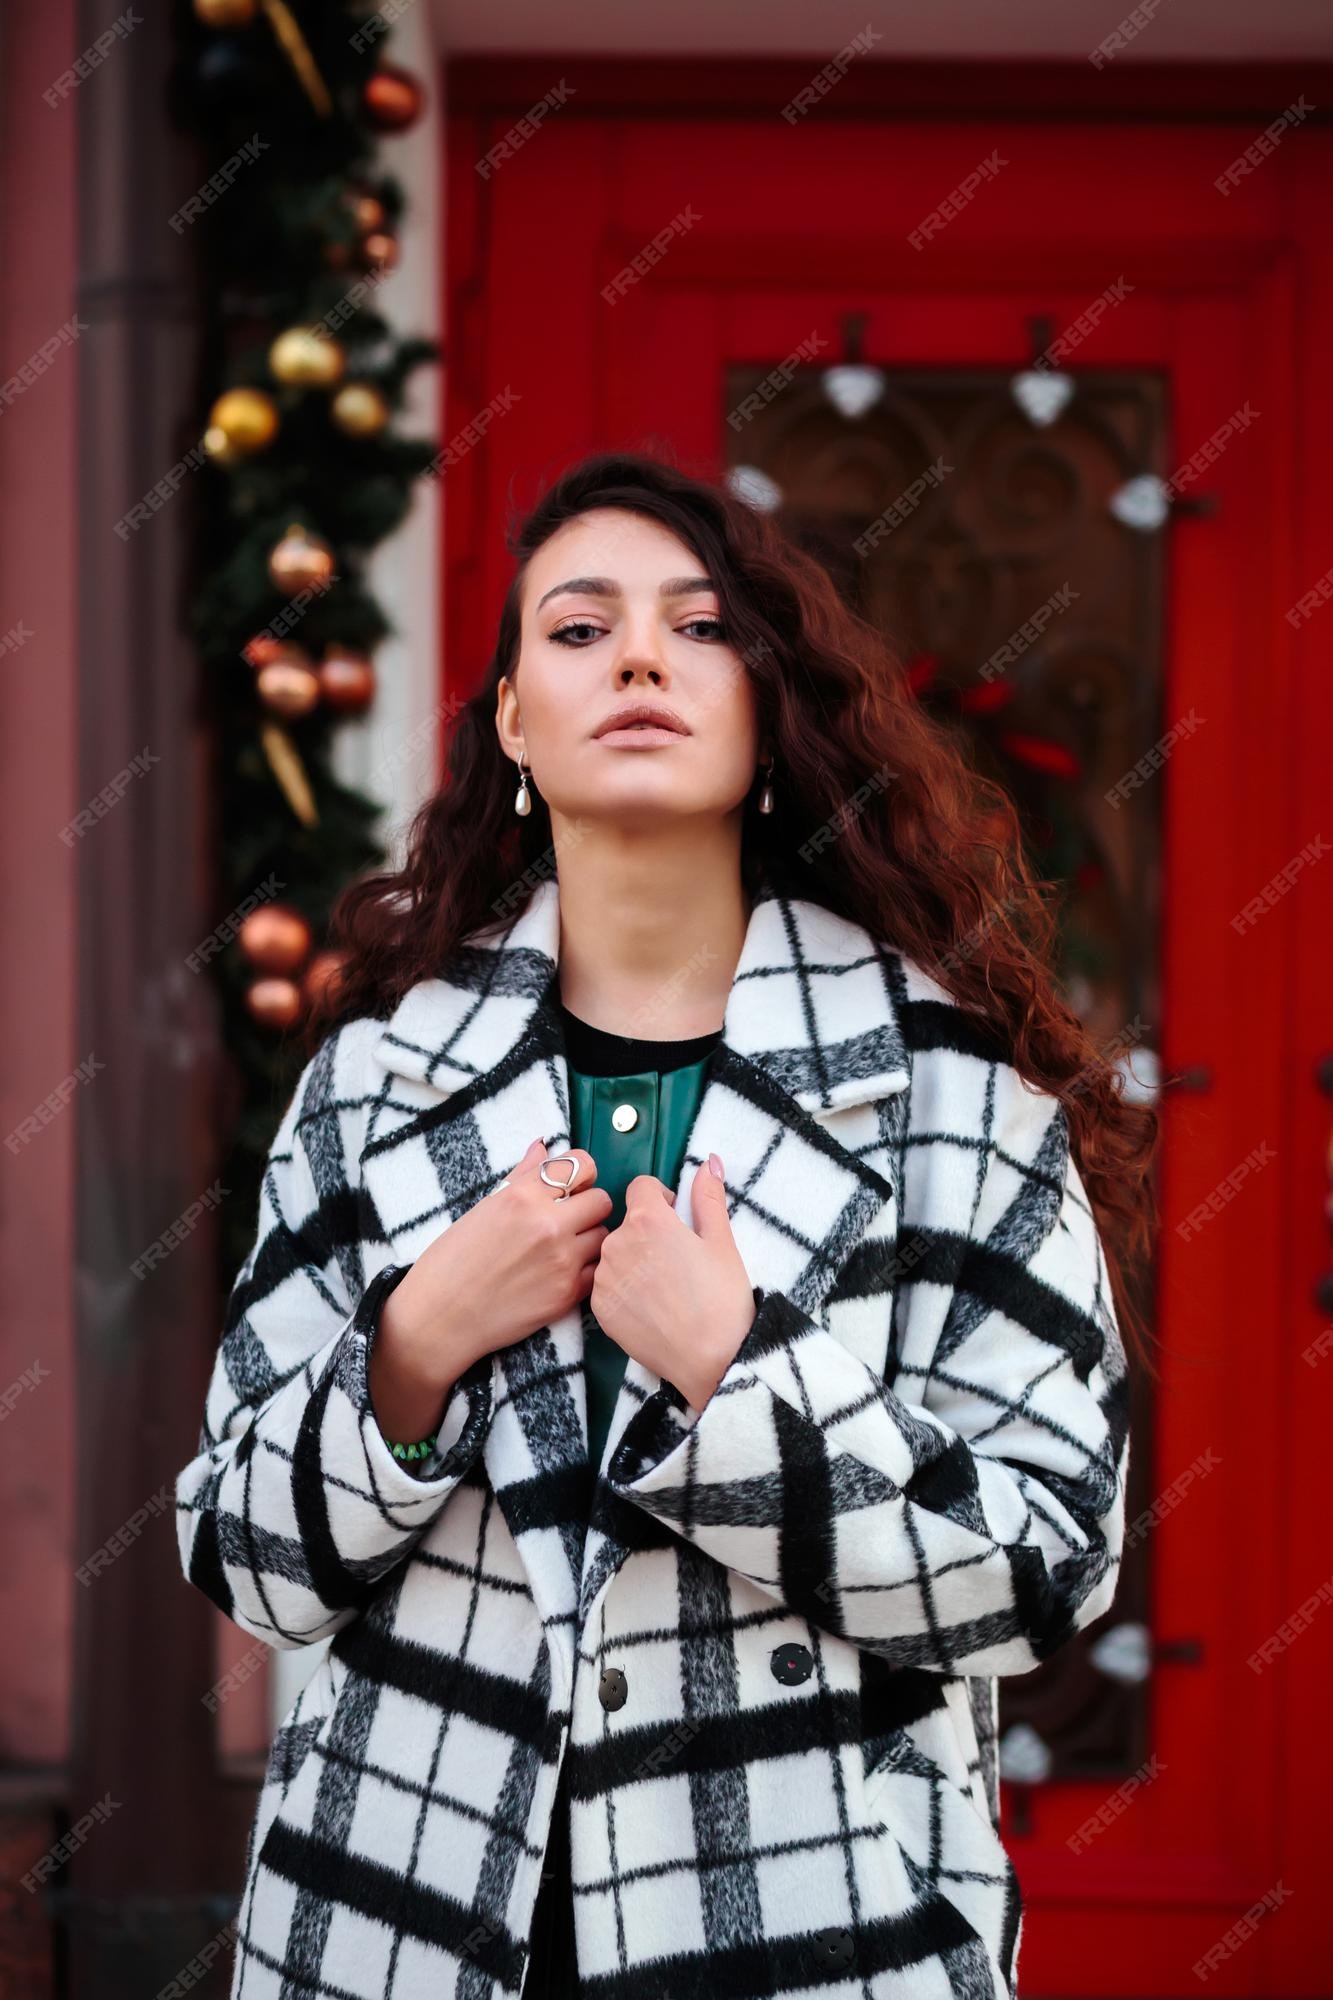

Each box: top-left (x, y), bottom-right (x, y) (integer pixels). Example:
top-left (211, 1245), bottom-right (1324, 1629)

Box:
top-left (366, 873), bottom-right (914, 1690)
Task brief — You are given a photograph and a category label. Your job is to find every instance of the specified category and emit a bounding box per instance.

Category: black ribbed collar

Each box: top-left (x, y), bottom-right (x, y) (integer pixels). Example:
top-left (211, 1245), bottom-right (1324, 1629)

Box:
top-left (557, 1001), bottom-right (722, 1078)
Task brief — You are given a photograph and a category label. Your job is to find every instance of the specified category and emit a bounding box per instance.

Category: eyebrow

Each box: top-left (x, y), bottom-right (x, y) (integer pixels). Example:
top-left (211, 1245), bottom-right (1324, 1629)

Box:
top-left (534, 574), bottom-right (715, 613)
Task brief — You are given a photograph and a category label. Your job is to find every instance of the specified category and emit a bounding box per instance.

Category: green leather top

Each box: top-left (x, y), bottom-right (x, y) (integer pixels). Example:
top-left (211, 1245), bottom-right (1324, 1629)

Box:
top-left (525, 1008), bottom-right (722, 1976)
top-left (560, 1005), bottom-right (720, 1474)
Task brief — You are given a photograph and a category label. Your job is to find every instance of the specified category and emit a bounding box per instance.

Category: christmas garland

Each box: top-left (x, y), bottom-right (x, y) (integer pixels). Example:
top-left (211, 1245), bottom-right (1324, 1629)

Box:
top-left (168, 0), bottom-right (441, 1276)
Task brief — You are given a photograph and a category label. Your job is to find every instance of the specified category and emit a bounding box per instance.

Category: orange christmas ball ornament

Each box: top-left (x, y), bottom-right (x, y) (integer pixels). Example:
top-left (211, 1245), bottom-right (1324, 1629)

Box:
top-left (245, 977), bottom-right (304, 1031)
top-left (256, 658), bottom-right (321, 718)
top-left (363, 65), bottom-right (426, 133)
top-left (317, 649), bottom-right (377, 713)
top-left (239, 904), bottom-right (313, 976)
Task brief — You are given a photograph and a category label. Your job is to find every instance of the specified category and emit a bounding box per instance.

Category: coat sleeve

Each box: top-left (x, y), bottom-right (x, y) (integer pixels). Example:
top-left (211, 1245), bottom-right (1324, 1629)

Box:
top-left (606, 1059), bottom-right (1130, 1677)
top-left (174, 1028), bottom-right (494, 1650)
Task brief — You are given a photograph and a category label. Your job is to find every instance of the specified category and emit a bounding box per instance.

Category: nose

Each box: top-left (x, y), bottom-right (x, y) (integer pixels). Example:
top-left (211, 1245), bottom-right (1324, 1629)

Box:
top-left (611, 610), bottom-right (670, 687)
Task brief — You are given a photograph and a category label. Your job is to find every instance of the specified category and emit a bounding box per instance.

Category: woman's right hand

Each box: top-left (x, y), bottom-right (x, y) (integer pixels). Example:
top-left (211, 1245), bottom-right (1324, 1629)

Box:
top-left (370, 1139), bottom-right (612, 1439)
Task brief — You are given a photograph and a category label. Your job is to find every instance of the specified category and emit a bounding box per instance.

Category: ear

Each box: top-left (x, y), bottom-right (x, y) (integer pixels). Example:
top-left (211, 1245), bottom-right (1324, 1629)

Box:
top-left (494, 676), bottom-right (522, 757)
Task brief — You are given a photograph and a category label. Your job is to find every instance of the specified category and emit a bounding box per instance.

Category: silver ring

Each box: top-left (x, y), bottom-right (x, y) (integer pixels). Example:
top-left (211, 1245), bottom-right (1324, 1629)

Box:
top-left (538, 1154), bottom-right (582, 1200)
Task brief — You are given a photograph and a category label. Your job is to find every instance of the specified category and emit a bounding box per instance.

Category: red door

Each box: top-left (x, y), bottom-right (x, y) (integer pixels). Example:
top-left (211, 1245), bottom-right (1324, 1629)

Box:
top-left (446, 70), bottom-right (1332, 1995)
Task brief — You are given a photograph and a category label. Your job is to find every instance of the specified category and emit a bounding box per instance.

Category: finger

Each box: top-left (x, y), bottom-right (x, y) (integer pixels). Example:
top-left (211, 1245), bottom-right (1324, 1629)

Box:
top-left (622, 1173), bottom-right (673, 1210)
top-left (506, 1136), bottom-right (550, 1180)
top-left (513, 1143), bottom-right (600, 1189)
top-left (564, 1185), bottom-right (613, 1230)
top-left (689, 1155), bottom-right (733, 1239)
top-left (549, 1147), bottom-right (599, 1191)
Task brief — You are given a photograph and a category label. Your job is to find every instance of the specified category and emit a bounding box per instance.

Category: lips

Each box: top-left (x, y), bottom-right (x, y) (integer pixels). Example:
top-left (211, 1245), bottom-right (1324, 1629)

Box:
top-left (592, 704), bottom-right (689, 739)
top-left (595, 724), bottom-right (687, 745)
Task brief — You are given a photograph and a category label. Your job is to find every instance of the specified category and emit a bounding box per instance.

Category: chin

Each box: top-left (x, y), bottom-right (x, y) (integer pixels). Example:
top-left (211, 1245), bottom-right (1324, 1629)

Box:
top-left (557, 784), bottom-right (718, 826)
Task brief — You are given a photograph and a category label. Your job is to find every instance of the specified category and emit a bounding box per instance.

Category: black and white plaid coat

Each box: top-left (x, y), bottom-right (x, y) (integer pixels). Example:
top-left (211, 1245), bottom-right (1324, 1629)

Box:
top-left (175, 871), bottom-right (1130, 2000)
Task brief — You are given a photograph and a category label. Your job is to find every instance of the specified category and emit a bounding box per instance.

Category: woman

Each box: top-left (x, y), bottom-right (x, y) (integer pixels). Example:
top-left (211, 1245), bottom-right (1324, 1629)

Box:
top-left (176, 450), bottom-right (1153, 2000)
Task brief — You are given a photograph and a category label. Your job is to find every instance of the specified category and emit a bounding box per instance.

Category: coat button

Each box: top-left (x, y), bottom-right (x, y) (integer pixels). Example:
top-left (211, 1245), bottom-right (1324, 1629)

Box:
top-left (810, 1926), bottom-right (855, 1972)
top-left (599, 1667), bottom-right (628, 1711)
top-left (770, 1642), bottom-right (813, 1685)
top-left (611, 1104), bottom-right (638, 1132)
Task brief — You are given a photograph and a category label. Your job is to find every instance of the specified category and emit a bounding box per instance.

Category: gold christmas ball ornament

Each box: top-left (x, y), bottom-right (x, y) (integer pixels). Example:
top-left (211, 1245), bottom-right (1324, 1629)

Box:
top-left (245, 977), bottom-right (304, 1031)
top-left (317, 647), bottom-right (377, 713)
top-left (362, 65), bottom-right (426, 133)
top-left (238, 903), bottom-right (313, 976)
top-left (330, 381), bottom-right (390, 438)
top-left (269, 325), bottom-right (346, 389)
top-left (203, 428), bottom-right (240, 468)
top-left (267, 523), bottom-right (336, 596)
top-left (255, 658), bottom-right (321, 719)
top-left (193, 0), bottom-right (257, 24)
top-left (204, 387), bottom-right (279, 460)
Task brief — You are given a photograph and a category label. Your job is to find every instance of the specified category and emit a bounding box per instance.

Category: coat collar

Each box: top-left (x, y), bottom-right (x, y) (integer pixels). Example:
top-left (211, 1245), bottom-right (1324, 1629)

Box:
top-left (370, 870), bottom-right (912, 1114)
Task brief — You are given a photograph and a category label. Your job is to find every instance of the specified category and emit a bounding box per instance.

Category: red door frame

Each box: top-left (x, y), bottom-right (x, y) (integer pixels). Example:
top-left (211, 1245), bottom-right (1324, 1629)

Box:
top-left (444, 62), bottom-right (1333, 1995)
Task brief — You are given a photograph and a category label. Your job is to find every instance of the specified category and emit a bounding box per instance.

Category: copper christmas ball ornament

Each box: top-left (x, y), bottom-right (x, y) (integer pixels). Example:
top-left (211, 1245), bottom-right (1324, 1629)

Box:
top-left (360, 230), bottom-right (400, 273)
top-left (245, 977), bottom-right (304, 1031)
top-left (330, 381), bottom-right (390, 438)
top-left (205, 387), bottom-right (279, 458)
top-left (348, 191), bottom-right (387, 234)
top-left (317, 648), bottom-right (377, 713)
top-left (303, 948), bottom-right (347, 1009)
top-left (193, 0), bottom-right (257, 24)
top-left (255, 658), bottom-right (321, 718)
top-left (243, 635), bottom-right (306, 672)
top-left (239, 903), bottom-right (313, 976)
top-left (269, 326), bottom-right (346, 389)
top-left (362, 65), bottom-right (426, 133)
top-left (267, 523), bottom-right (336, 596)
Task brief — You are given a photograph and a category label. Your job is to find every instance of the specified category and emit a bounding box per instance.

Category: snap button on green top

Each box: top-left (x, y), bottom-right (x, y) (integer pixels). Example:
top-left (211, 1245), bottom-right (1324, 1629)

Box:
top-left (558, 999), bottom-right (722, 1478)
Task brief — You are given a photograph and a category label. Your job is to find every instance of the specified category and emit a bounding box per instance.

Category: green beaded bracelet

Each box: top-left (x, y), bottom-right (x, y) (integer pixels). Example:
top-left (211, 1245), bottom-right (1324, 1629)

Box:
top-left (388, 1434), bottom-right (437, 1463)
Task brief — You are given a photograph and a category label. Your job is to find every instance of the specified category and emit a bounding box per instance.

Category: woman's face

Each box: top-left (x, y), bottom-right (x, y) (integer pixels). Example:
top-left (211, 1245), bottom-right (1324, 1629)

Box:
top-left (495, 507), bottom-right (764, 830)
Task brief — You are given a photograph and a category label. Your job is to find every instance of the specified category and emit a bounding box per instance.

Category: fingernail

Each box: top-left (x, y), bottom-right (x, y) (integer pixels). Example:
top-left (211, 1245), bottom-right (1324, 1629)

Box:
top-left (709, 1152), bottom-right (725, 1181)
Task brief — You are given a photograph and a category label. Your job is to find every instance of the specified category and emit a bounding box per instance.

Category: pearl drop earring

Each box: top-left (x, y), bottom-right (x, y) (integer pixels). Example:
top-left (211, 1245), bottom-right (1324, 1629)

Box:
top-left (514, 748), bottom-right (532, 817)
top-left (758, 755), bottom-right (775, 814)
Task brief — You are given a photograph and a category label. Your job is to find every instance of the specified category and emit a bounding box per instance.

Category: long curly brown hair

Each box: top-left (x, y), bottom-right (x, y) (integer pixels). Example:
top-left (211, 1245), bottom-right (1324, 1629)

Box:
top-left (309, 449), bottom-right (1160, 1375)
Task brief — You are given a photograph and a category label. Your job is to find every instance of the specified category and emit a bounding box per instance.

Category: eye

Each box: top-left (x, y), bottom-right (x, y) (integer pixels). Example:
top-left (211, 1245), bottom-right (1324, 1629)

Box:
top-left (548, 614), bottom-right (727, 647)
top-left (548, 619), bottom-right (605, 647)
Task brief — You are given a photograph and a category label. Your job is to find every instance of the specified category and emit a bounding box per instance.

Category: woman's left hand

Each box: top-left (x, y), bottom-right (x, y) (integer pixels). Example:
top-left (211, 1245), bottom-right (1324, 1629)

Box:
top-left (589, 1154), bottom-right (757, 1412)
